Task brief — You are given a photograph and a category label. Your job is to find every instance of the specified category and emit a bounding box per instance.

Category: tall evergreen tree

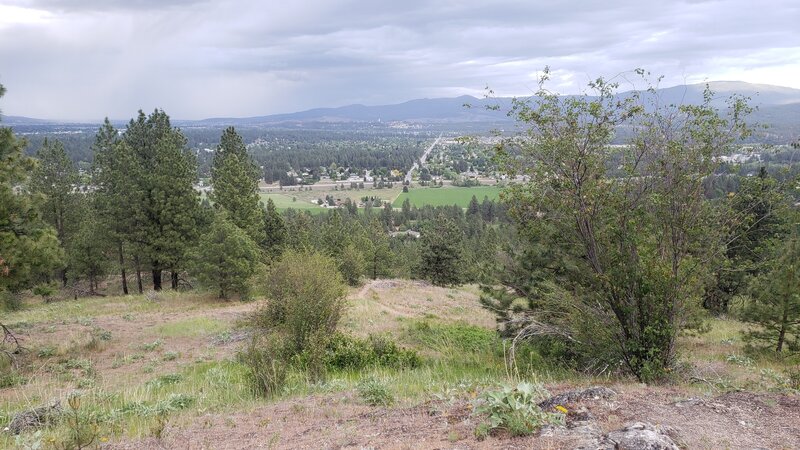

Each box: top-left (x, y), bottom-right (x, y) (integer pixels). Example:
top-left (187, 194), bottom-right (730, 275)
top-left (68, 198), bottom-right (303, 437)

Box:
top-left (210, 127), bottom-right (265, 243)
top-left (365, 218), bottom-right (393, 279)
top-left (742, 229), bottom-right (800, 352)
top-left (381, 202), bottom-right (394, 229)
top-left (705, 167), bottom-right (791, 313)
top-left (419, 215), bottom-right (465, 286)
top-left (466, 195), bottom-right (480, 217)
top-left (262, 198), bottom-right (287, 258)
top-left (0, 83), bottom-right (64, 300)
top-left (29, 138), bottom-right (81, 285)
top-left (92, 119), bottom-right (136, 294)
top-left (122, 110), bottom-right (202, 290)
top-left (68, 214), bottom-right (111, 295)
top-left (191, 212), bottom-right (261, 299)
top-left (401, 197), bottom-right (413, 224)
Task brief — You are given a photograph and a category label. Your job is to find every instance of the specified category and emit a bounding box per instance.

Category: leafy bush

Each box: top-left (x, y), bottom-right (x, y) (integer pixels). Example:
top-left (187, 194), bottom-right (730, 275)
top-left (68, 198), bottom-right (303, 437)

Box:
top-left (321, 333), bottom-right (420, 370)
top-left (473, 382), bottom-right (563, 438)
top-left (244, 251), bottom-right (349, 389)
top-left (251, 250), bottom-right (347, 353)
top-left (357, 377), bottom-right (394, 406)
top-left (368, 334), bottom-right (421, 369)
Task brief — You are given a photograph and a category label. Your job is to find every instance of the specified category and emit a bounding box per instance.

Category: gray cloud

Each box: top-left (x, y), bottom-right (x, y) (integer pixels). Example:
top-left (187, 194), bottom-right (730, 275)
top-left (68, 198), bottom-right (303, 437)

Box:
top-left (0, 0), bottom-right (798, 120)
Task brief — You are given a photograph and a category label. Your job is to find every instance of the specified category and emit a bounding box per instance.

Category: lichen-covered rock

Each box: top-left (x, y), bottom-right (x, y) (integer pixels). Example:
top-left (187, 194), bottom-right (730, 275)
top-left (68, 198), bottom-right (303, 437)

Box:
top-left (4, 400), bottom-right (62, 435)
top-left (601, 422), bottom-right (681, 450)
top-left (538, 386), bottom-right (617, 411)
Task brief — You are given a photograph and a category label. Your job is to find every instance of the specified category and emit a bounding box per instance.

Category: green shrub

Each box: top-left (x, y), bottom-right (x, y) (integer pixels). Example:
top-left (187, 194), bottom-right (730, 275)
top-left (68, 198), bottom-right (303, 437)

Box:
top-left (251, 250), bottom-right (347, 353)
top-left (357, 377), bottom-right (394, 406)
top-left (368, 334), bottom-right (421, 369)
top-left (238, 334), bottom-right (290, 398)
top-left (473, 382), bottom-right (563, 438)
top-left (37, 345), bottom-right (56, 358)
top-left (323, 332), bottom-right (374, 369)
top-left (1, 291), bottom-right (22, 311)
top-left (321, 333), bottom-right (420, 371)
top-left (0, 370), bottom-right (26, 388)
top-left (146, 373), bottom-right (183, 388)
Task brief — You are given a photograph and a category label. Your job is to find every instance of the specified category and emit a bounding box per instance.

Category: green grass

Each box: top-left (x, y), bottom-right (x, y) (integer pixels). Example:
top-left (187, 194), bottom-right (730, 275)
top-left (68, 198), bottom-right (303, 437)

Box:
top-left (2, 292), bottom-right (228, 327)
top-left (9, 287), bottom-right (799, 447)
top-left (392, 186), bottom-right (501, 208)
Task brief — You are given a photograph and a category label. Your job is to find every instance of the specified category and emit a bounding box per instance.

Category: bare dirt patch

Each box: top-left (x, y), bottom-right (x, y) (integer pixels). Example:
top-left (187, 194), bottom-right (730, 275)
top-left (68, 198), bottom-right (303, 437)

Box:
top-left (104, 384), bottom-right (800, 449)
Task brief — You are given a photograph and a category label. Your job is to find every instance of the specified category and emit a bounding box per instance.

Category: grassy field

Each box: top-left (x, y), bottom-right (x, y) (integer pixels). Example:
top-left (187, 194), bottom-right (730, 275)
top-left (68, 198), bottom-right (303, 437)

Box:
top-left (259, 192), bottom-right (324, 211)
top-left (392, 185), bottom-right (502, 208)
top-left (2, 281), bottom-right (798, 448)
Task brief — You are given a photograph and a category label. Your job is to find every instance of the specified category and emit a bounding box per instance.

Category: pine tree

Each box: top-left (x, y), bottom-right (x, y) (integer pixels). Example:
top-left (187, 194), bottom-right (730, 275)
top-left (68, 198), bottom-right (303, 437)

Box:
top-left (0, 83), bottom-right (64, 298)
top-left (419, 215), bottom-right (464, 286)
top-left (68, 215), bottom-right (111, 295)
top-left (401, 197), bottom-right (413, 224)
top-left (122, 110), bottom-right (202, 290)
top-left (262, 198), bottom-right (287, 258)
top-left (29, 138), bottom-right (82, 285)
top-left (467, 195), bottom-right (480, 217)
top-left (210, 127), bottom-right (265, 243)
top-left (705, 167), bottom-right (791, 313)
top-left (338, 243), bottom-right (365, 286)
top-left (742, 230), bottom-right (800, 353)
top-left (481, 196), bottom-right (495, 222)
top-left (381, 202), bottom-right (394, 229)
top-left (190, 212), bottom-right (262, 299)
top-left (93, 119), bottom-right (136, 294)
top-left (365, 218), bottom-right (393, 279)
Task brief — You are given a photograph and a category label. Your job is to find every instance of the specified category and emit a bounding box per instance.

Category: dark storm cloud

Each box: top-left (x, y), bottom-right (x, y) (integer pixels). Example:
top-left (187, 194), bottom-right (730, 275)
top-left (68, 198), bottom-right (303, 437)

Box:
top-left (0, 0), bottom-right (798, 120)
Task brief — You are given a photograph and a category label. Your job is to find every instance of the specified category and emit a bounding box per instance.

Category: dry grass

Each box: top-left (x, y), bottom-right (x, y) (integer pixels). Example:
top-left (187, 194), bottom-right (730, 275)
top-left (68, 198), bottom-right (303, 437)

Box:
top-left (343, 279), bottom-right (494, 336)
top-left (2, 281), bottom-right (798, 449)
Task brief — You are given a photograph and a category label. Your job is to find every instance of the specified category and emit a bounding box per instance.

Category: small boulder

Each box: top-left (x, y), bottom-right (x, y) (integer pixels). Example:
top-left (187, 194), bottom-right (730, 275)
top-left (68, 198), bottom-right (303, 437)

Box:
top-left (539, 386), bottom-right (617, 411)
top-left (601, 422), bottom-right (680, 450)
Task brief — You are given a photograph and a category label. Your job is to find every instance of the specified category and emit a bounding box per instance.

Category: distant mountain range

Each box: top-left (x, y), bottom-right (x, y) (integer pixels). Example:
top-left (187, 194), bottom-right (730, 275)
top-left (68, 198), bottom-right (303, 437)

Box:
top-left (4, 81), bottom-right (800, 139)
top-left (194, 81), bottom-right (800, 127)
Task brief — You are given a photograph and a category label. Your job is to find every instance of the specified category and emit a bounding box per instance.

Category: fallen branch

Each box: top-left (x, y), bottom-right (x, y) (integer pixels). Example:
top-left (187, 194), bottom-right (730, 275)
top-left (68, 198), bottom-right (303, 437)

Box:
top-left (1, 322), bottom-right (23, 366)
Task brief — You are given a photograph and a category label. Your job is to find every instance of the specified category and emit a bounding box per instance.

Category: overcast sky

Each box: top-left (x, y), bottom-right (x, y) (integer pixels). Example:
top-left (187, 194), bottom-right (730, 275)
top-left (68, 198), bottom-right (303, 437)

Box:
top-left (1, 0), bottom-right (798, 121)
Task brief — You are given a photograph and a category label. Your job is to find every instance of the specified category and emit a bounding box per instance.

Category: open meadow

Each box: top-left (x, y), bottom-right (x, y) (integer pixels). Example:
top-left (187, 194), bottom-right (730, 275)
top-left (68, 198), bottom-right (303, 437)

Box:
top-left (2, 283), bottom-right (798, 449)
top-left (392, 186), bottom-right (502, 208)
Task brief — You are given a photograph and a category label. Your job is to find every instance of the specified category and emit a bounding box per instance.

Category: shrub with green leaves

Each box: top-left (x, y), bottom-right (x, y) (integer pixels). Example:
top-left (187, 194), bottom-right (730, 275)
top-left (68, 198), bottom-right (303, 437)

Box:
top-left (357, 377), bottom-right (394, 406)
top-left (321, 333), bottom-right (420, 371)
top-left (252, 250), bottom-right (347, 353)
top-left (473, 382), bottom-right (563, 438)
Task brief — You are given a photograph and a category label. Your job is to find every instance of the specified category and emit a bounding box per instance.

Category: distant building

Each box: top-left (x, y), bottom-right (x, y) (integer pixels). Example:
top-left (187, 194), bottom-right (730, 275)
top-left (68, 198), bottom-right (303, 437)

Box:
top-left (389, 230), bottom-right (420, 239)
